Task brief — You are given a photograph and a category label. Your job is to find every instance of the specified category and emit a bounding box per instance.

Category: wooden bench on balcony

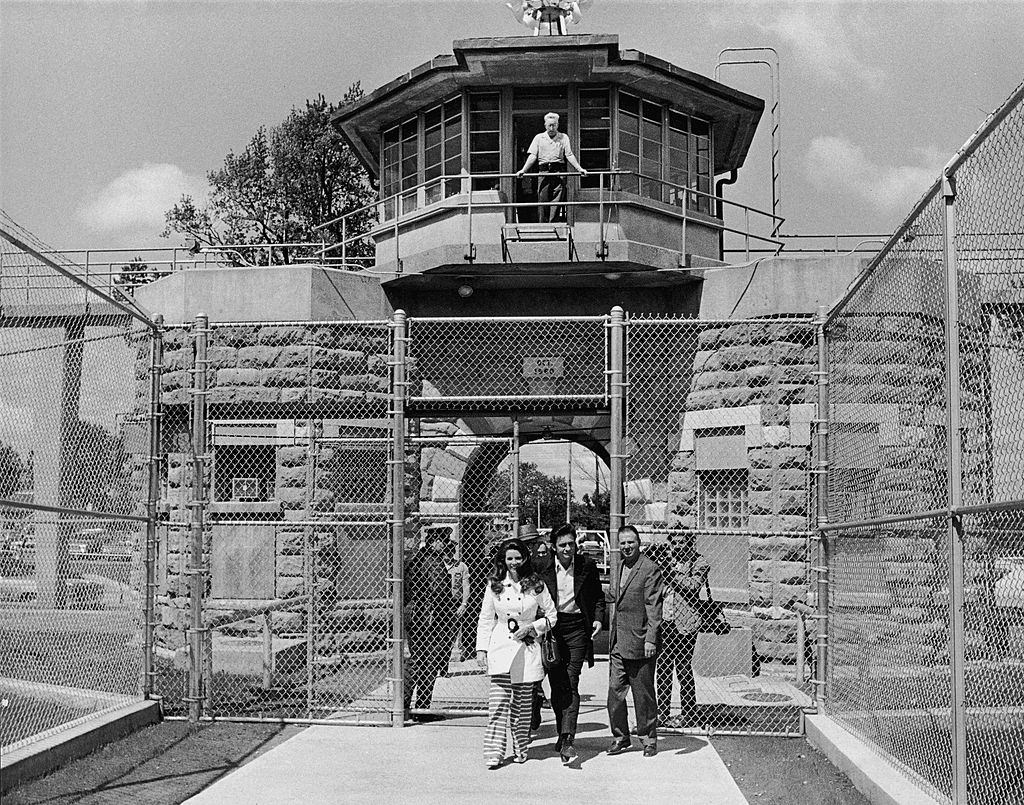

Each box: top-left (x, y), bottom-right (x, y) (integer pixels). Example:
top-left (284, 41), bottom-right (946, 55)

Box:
top-left (500, 222), bottom-right (575, 263)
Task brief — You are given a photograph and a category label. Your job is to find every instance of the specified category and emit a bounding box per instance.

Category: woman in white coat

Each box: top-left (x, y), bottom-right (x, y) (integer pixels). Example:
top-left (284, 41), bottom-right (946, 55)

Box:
top-left (476, 537), bottom-right (557, 768)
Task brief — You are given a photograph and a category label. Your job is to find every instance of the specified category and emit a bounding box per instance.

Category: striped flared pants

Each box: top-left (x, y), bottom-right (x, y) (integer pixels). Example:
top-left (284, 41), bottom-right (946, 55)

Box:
top-left (484, 674), bottom-right (533, 765)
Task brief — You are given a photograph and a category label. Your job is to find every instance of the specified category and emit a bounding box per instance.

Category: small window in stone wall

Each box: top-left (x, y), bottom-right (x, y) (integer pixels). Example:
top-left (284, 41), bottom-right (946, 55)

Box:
top-left (697, 469), bottom-right (748, 530)
top-left (213, 444), bottom-right (275, 502)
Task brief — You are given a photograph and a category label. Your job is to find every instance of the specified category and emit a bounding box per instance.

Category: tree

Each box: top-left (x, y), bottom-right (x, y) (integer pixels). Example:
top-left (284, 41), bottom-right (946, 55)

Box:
top-left (116, 257), bottom-right (157, 289)
top-left (163, 84), bottom-right (375, 266)
top-left (62, 421), bottom-right (134, 515)
top-left (0, 443), bottom-right (24, 500)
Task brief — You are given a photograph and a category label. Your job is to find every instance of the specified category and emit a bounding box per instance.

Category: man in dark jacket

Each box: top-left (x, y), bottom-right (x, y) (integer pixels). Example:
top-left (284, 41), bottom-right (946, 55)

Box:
top-left (539, 522), bottom-right (607, 764)
top-left (606, 524), bottom-right (663, 757)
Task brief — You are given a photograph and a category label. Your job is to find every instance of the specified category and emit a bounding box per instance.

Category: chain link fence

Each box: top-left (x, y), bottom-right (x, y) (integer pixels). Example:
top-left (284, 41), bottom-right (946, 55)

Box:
top-left (625, 317), bottom-right (819, 736)
top-left (822, 80), bottom-right (1024, 804)
top-left (0, 212), bottom-right (157, 753)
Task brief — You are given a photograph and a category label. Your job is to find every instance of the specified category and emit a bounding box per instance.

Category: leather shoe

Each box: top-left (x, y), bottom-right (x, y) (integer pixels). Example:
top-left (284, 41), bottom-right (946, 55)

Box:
top-left (606, 739), bottom-right (631, 755)
top-left (560, 745), bottom-right (578, 765)
top-left (554, 735), bottom-right (563, 752)
top-left (643, 745), bottom-right (658, 757)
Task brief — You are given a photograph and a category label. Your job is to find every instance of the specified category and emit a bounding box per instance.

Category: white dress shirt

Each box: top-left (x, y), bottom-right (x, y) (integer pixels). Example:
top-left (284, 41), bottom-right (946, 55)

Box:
top-left (555, 558), bottom-right (581, 614)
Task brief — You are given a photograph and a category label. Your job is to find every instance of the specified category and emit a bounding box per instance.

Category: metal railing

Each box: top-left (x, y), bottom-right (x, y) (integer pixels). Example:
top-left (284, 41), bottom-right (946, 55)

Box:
top-left (315, 168), bottom-right (786, 269)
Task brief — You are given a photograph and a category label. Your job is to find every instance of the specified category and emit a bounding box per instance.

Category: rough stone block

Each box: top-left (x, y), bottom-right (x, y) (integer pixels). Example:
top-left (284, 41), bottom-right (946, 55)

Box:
top-left (161, 370), bottom-right (189, 391)
top-left (747, 448), bottom-right (774, 470)
top-left (685, 390), bottom-right (721, 410)
top-left (259, 368), bottom-right (307, 388)
top-left (238, 345), bottom-right (282, 368)
top-left (696, 328), bottom-right (724, 348)
top-left (425, 448), bottom-right (468, 481)
top-left (215, 368), bottom-right (261, 387)
top-left (692, 371), bottom-right (741, 391)
top-left (719, 386), bottom-right (765, 407)
top-left (775, 448), bottom-right (808, 468)
top-left (259, 326), bottom-right (307, 346)
top-left (276, 465), bottom-right (306, 488)
top-left (776, 514), bottom-right (809, 532)
top-left (275, 345), bottom-right (310, 368)
top-left (277, 555), bottom-right (304, 577)
top-left (272, 611), bottom-right (304, 632)
top-left (749, 491), bottom-right (774, 515)
top-left (277, 529), bottom-right (303, 555)
top-left (666, 512), bottom-right (696, 529)
top-left (750, 560), bottom-right (807, 584)
top-left (310, 347), bottom-right (367, 373)
top-left (762, 426), bottom-right (789, 447)
top-left (667, 470), bottom-right (694, 492)
top-left (277, 487), bottom-right (306, 509)
top-left (277, 576), bottom-right (304, 598)
top-left (775, 489), bottom-right (808, 515)
top-left (670, 451), bottom-right (695, 471)
top-left (745, 365), bottom-right (777, 387)
top-left (211, 326), bottom-right (259, 347)
top-left (280, 387), bottom-right (308, 404)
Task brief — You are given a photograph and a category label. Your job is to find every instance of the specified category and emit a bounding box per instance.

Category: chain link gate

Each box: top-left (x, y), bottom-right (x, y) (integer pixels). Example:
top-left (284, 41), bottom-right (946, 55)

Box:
top-left (623, 316), bottom-right (820, 737)
top-left (152, 319), bottom-right (401, 724)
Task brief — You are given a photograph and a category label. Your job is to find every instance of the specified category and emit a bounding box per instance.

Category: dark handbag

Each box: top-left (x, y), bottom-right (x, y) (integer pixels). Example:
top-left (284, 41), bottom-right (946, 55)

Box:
top-left (695, 577), bottom-right (731, 635)
top-left (541, 617), bottom-right (561, 670)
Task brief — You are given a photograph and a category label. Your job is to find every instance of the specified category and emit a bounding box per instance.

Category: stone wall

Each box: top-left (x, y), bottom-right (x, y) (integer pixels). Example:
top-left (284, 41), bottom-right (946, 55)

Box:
top-left (665, 320), bottom-right (818, 664)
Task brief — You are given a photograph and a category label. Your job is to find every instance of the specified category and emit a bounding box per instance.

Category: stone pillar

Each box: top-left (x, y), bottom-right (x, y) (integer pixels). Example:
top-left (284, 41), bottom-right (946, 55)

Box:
top-left (34, 318), bottom-right (84, 608)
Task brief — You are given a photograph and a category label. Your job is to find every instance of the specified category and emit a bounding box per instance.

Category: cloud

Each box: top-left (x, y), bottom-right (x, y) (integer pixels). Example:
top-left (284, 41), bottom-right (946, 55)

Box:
top-left (755, 7), bottom-right (885, 90)
top-left (78, 163), bottom-right (204, 235)
top-left (805, 136), bottom-right (945, 215)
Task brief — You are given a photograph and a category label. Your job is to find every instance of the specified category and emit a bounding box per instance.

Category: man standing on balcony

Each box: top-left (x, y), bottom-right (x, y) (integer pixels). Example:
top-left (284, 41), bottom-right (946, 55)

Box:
top-left (516, 112), bottom-right (588, 223)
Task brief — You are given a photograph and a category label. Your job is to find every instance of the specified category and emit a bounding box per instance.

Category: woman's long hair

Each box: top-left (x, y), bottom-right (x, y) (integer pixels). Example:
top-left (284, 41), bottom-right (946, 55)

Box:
top-left (488, 537), bottom-right (545, 595)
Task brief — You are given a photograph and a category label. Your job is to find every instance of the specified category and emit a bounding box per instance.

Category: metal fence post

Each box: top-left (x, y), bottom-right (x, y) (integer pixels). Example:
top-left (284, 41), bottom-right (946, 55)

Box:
top-left (188, 313), bottom-right (209, 723)
top-left (608, 306), bottom-right (626, 604)
top-left (143, 315), bottom-right (164, 698)
top-left (304, 421), bottom-right (317, 718)
top-left (511, 417), bottom-right (521, 534)
top-left (813, 306), bottom-right (830, 709)
top-left (942, 171), bottom-right (968, 804)
top-left (390, 310), bottom-right (408, 727)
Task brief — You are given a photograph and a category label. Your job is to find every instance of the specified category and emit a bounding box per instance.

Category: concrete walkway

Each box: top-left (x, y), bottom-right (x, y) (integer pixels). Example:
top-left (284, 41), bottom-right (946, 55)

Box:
top-left (185, 663), bottom-right (748, 805)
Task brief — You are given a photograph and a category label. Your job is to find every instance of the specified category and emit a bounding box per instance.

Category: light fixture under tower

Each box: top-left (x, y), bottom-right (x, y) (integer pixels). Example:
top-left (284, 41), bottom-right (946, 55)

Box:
top-left (457, 284), bottom-right (474, 298)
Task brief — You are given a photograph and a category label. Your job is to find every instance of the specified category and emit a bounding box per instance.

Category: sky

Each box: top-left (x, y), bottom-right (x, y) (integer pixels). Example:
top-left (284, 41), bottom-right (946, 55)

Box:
top-left (2, 0), bottom-right (1023, 256)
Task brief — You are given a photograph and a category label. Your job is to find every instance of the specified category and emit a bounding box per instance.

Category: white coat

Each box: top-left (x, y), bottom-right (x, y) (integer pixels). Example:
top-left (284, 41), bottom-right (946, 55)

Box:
top-left (475, 577), bottom-right (557, 683)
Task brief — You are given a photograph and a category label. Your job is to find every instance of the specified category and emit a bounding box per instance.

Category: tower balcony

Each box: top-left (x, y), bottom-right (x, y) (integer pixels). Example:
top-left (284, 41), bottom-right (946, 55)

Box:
top-left (319, 168), bottom-right (782, 294)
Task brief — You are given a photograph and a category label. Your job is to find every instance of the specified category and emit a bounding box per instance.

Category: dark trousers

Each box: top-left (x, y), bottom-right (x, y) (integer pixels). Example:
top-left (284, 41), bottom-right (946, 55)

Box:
top-left (537, 163), bottom-right (566, 223)
top-left (607, 650), bottom-right (658, 746)
top-left (405, 611), bottom-right (455, 710)
top-left (657, 628), bottom-right (698, 721)
top-left (548, 613), bottom-right (589, 742)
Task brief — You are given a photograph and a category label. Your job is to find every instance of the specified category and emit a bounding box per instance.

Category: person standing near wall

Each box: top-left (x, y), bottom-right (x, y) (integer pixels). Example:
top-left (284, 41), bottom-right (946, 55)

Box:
top-left (404, 529), bottom-right (457, 719)
top-left (539, 522), bottom-right (607, 765)
top-left (444, 539), bottom-right (471, 670)
top-left (657, 531), bottom-right (710, 727)
top-left (606, 525), bottom-right (663, 757)
top-left (516, 112), bottom-right (588, 223)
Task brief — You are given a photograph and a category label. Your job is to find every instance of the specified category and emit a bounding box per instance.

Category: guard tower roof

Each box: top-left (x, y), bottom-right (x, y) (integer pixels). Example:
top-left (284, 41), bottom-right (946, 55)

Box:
top-left (334, 34), bottom-right (764, 179)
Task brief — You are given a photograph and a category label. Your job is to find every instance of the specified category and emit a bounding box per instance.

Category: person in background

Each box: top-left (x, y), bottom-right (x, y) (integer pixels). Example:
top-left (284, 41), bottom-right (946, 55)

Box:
top-left (404, 529), bottom-right (456, 719)
top-left (657, 531), bottom-right (710, 727)
top-left (444, 539), bottom-right (471, 671)
top-left (606, 525), bottom-right (663, 757)
top-left (518, 523), bottom-right (553, 732)
top-left (476, 538), bottom-right (556, 768)
top-left (538, 522), bottom-right (606, 765)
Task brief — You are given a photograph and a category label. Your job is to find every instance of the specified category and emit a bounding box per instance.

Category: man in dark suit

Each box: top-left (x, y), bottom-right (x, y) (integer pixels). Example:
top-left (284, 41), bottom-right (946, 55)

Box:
top-left (538, 523), bottom-right (607, 765)
top-left (606, 524), bottom-right (663, 757)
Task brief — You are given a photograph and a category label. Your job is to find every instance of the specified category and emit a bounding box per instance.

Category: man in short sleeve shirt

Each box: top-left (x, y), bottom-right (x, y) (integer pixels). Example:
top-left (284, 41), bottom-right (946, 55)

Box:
top-left (517, 112), bottom-right (588, 223)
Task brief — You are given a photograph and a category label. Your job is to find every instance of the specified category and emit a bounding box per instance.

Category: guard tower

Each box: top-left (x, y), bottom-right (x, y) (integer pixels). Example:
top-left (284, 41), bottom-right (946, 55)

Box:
top-left (332, 32), bottom-right (768, 317)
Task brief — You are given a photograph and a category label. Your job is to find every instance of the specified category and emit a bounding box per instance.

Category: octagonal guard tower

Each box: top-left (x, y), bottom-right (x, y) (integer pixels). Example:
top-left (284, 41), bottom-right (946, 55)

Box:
top-left (331, 33), bottom-right (767, 317)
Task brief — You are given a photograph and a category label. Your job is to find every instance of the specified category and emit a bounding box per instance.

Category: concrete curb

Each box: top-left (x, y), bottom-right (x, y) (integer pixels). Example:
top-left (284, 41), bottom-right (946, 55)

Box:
top-left (1, 698), bottom-right (161, 793)
top-left (804, 713), bottom-right (944, 805)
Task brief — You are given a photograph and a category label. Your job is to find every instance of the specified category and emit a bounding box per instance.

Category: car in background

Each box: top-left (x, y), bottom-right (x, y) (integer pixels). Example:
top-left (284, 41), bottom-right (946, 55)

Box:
top-left (576, 529), bottom-right (610, 582)
top-left (994, 555), bottom-right (1024, 610)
